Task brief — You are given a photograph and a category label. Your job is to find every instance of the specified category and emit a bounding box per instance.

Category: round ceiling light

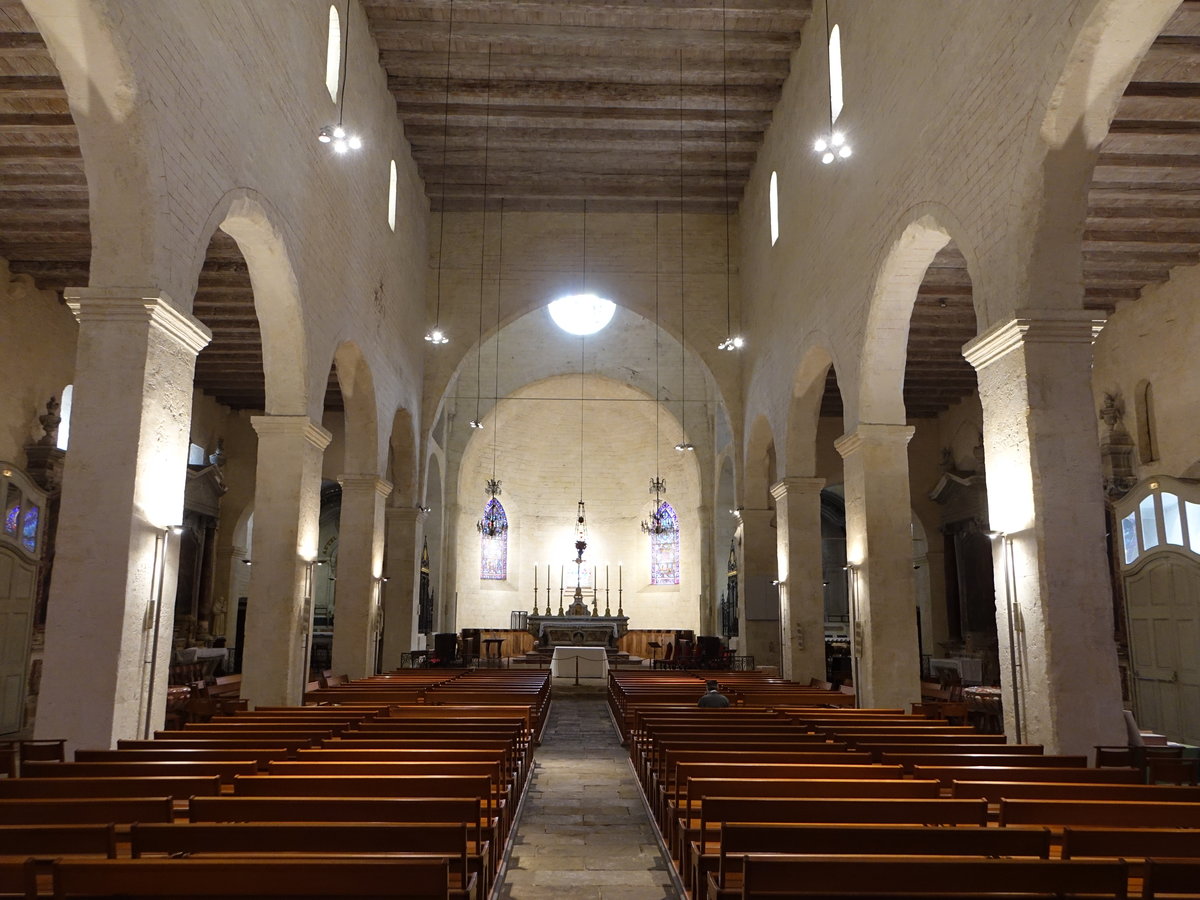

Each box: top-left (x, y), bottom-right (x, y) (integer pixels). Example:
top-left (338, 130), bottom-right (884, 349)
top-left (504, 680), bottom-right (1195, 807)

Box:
top-left (548, 294), bottom-right (616, 336)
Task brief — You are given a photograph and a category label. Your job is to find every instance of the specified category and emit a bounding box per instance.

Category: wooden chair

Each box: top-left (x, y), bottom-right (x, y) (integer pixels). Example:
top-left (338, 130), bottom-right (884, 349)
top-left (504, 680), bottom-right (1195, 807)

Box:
top-left (1096, 745), bottom-right (1139, 768)
top-left (0, 744), bottom-right (15, 779)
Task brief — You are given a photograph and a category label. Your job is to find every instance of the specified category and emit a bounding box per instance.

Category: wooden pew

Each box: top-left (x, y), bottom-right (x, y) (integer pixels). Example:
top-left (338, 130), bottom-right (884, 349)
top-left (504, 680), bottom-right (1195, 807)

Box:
top-left (1141, 858), bottom-right (1200, 898)
top-left (0, 860), bottom-right (31, 900)
top-left (1062, 826), bottom-right (1200, 860)
top-left (0, 775), bottom-right (220, 802)
top-left (953, 780), bottom-right (1200, 804)
top-left (22, 760), bottom-right (256, 785)
top-left (656, 762), bottom-right (904, 824)
top-left (669, 779), bottom-right (942, 882)
top-left (882, 753), bottom-right (1088, 773)
top-left (189, 796), bottom-right (496, 875)
top-left (1000, 799), bottom-right (1200, 828)
top-left (76, 748), bottom-right (280, 769)
top-left (49, 857), bottom-right (451, 898)
top-left (700, 824), bottom-right (1053, 900)
top-left (130, 822), bottom-right (479, 900)
top-left (914, 765), bottom-right (1143, 788)
top-left (736, 855), bottom-right (1129, 899)
top-left (643, 744), bottom-right (859, 792)
top-left (0, 824), bottom-right (116, 858)
top-left (0, 797), bottom-right (173, 825)
top-left (118, 738), bottom-right (311, 755)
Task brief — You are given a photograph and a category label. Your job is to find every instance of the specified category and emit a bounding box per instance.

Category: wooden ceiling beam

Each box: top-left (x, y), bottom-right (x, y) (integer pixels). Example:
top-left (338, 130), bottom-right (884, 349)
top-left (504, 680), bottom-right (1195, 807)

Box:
top-left (0, 112), bottom-right (74, 130)
top-left (0, 145), bottom-right (81, 161)
top-left (398, 101), bottom-right (773, 129)
top-left (0, 74), bottom-right (65, 95)
top-left (389, 78), bottom-right (780, 111)
top-left (0, 172), bottom-right (86, 189)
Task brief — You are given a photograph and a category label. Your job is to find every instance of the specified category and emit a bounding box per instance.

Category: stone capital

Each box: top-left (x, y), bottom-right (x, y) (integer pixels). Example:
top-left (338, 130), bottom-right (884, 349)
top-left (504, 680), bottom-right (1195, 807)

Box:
top-left (963, 309), bottom-right (1106, 372)
top-left (250, 415), bottom-right (333, 451)
top-left (385, 506), bottom-right (426, 527)
top-left (770, 476), bottom-right (826, 501)
top-left (338, 474), bottom-right (394, 499)
top-left (834, 424), bottom-right (915, 459)
top-left (64, 288), bottom-right (212, 356)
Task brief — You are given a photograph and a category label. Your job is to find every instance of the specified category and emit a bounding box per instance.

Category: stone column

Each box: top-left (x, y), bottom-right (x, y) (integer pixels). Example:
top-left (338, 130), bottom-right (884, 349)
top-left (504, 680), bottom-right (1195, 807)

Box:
top-left (964, 311), bottom-right (1123, 755)
top-left (771, 477), bottom-right (827, 683)
top-left (381, 506), bottom-right (424, 669)
top-left (695, 503), bottom-right (714, 633)
top-left (835, 424), bottom-right (921, 709)
top-left (35, 290), bottom-right (210, 749)
top-left (241, 416), bottom-right (331, 707)
top-left (331, 475), bottom-right (392, 678)
top-left (738, 507), bottom-right (779, 670)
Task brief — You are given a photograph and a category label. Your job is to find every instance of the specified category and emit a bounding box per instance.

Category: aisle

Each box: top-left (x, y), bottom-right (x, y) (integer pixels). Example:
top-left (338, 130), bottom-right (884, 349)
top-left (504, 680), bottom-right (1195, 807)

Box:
top-left (498, 685), bottom-right (681, 899)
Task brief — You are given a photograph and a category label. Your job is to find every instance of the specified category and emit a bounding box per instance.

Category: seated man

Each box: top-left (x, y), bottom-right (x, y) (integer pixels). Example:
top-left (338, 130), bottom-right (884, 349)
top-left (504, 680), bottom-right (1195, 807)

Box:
top-left (697, 680), bottom-right (731, 708)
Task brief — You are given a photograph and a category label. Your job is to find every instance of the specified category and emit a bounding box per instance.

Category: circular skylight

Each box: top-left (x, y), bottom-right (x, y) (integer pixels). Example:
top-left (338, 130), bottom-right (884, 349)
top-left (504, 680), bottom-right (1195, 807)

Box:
top-left (548, 294), bottom-right (616, 336)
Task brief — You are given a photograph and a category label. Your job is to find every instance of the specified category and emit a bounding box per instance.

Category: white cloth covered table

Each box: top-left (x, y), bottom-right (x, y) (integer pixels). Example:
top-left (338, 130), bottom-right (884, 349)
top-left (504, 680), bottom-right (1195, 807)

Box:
top-left (550, 645), bottom-right (608, 679)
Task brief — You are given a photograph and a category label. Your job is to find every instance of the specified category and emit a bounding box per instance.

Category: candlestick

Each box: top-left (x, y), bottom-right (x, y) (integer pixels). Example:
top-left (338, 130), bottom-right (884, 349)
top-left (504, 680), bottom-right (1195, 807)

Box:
top-left (605, 564), bottom-right (611, 616)
top-left (546, 564), bottom-right (551, 607)
top-left (532, 565), bottom-right (539, 615)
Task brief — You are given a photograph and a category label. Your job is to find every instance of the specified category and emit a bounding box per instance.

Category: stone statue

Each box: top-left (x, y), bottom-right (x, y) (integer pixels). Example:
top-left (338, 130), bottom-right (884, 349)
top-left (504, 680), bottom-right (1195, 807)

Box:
top-left (37, 396), bottom-right (61, 447)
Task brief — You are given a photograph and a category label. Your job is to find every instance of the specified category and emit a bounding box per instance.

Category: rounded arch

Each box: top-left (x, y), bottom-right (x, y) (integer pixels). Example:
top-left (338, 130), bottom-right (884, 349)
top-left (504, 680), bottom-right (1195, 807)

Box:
top-left (198, 188), bottom-right (310, 416)
top-left (327, 341), bottom-right (380, 474)
top-left (1040, 0), bottom-right (1181, 150)
top-left (858, 206), bottom-right (978, 426)
top-left (23, 0), bottom-right (163, 289)
top-left (387, 407), bottom-right (419, 507)
top-left (786, 340), bottom-right (843, 477)
top-left (745, 414), bottom-right (777, 509)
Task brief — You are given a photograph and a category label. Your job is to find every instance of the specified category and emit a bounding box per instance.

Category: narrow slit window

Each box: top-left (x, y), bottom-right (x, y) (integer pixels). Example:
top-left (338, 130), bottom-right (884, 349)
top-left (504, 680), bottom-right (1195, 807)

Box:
top-left (829, 24), bottom-right (844, 125)
top-left (769, 171), bottom-right (779, 246)
top-left (57, 384), bottom-right (72, 451)
top-left (1186, 501), bottom-right (1200, 554)
top-left (325, 5), bottom-right (342, 103)
top-left (388, 160), bottom-right (398, 232)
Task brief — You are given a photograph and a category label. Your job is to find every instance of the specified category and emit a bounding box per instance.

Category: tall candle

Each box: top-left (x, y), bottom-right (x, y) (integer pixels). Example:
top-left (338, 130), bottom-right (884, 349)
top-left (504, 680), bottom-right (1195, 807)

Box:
top-left (606, 565), bottom-right (610, 590)
top-left (593, 565), bottom-right (597, 589)
top-left (619, 564), bottom-right (622, 590)
top-left (534, 566), bottom-right (538, 590)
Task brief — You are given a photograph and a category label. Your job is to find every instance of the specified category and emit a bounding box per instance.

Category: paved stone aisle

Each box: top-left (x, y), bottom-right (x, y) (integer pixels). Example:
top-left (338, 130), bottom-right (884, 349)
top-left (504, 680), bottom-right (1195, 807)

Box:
top-left (498, 685), bottom-right (681, 899)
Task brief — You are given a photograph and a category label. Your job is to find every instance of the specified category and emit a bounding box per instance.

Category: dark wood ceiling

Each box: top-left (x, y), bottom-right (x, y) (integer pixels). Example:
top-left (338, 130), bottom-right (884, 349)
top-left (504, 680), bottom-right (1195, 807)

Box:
top-left (3, 1), bottom-right (1200, 420)
top-left (363, 0), bottom-right (810, 213)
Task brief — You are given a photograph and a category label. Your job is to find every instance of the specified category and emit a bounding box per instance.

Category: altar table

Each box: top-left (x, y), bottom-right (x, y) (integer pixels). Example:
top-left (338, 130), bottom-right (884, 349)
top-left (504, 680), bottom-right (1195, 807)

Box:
top-left (550, 646), bottom-right (609, 680)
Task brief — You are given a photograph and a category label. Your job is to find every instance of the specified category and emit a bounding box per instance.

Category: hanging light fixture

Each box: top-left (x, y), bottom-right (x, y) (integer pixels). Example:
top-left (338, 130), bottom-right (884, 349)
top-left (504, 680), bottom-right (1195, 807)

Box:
top-left (476, 478), bottom-right (506, 536)
top-left (813, 0), bottom-right (851, 164)
top-left (319, 0), bottom-right (363, 153)
top-left (425, 0), bottom-right (455, 344)
top-left (675, 52), bottom-right (696, 453)
top-left (715, 0), bottom-right (744, 353)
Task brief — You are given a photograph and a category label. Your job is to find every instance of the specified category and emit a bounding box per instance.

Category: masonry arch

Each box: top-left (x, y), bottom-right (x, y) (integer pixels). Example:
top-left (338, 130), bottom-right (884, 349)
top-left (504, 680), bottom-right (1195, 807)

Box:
top-left (744, 415), bottom-right (777, 510)
top-left (22, 0), bottom-right (165, 289)
top-left (387, 407), bottom-right (418, 508)
top-left (327, 341), bottom-right (380, 475)
top-left (786, 342), bottom-right (841, 477)
top-left (858, 208), bottom-right (978, 426)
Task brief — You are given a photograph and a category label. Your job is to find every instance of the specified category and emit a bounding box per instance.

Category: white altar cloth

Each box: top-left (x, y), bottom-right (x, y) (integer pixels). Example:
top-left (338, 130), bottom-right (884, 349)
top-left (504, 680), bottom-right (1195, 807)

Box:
top-left (550, 646), bottom-right (608, 680)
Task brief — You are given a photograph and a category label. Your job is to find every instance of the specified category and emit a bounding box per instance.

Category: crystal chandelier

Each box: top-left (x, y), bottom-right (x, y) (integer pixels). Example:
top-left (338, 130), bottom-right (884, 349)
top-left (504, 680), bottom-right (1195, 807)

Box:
top-left (641, 477), bottom-right (676, 535)
top-left (476, 479), bottom-right (507, 536)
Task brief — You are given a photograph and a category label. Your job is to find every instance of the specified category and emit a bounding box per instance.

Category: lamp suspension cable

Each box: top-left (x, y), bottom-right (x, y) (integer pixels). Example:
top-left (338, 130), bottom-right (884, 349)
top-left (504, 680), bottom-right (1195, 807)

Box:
top-left (641, 202), bottom-right (672, 535)
top-left (676, 51), bottom-right (695, 453)
top-left (717, 0), bottom-right (743, 352)
top-left (492, 197), bottom-right (505, 483)
top-left (470, 46), bottom-right (494, 431)
top-left (425, 0), bottom-right (455, 344)
top-left (579, 199), bottom-right (588, 505)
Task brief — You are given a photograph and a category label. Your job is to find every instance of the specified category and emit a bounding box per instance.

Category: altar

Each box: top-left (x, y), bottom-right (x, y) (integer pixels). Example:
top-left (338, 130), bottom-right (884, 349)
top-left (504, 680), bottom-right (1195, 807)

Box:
top-left (550, 646), bottom-right (608, 679)
top-left (527, 613), bottom-right (629, 652)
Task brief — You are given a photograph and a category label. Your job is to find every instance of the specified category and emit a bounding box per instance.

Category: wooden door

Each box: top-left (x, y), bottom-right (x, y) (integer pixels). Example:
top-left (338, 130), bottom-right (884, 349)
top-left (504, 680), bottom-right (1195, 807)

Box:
top-left (0, 547), bottom-right (36, 734)
top-left (1126, 555), bottom-right (1200, 745)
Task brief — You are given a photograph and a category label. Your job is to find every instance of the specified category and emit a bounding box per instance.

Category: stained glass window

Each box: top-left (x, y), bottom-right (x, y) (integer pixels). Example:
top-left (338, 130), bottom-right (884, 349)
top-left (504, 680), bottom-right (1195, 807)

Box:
top-left (480, 498), bottom-right (508, 580)
top-left (4, 484), bottom-right (20, 535)
top-left (21, 504), bottom-right (39, 553)
top-left (650, 501), bottom-right (680, 585)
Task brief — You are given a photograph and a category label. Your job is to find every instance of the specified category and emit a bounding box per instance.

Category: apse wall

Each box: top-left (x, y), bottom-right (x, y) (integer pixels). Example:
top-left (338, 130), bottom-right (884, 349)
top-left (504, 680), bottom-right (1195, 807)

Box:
top-left (453, 374), bottom-right (702, 631)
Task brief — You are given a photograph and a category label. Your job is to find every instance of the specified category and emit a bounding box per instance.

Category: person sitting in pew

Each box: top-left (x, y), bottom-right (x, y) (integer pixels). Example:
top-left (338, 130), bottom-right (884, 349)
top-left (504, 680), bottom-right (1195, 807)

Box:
top-left (698, 682), bottom-right (730, 709)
